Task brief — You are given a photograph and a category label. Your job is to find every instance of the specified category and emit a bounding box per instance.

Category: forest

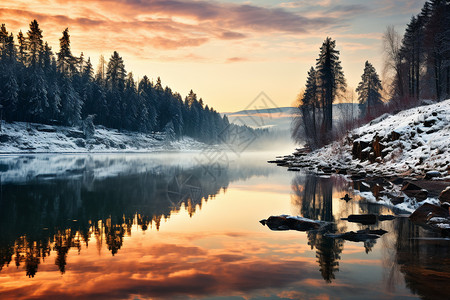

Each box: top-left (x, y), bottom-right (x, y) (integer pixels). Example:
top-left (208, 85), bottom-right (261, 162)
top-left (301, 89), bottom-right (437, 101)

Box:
top-left (0, 20), bottom-right (265, 144)
top-left (294, 0), bottom-right (450, 148)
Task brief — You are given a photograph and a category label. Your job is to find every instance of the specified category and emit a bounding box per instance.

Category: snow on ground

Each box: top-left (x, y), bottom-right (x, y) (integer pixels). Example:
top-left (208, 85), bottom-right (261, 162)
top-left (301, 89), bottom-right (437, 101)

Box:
top-left (0, 121), bottom-right (210, 154)
top-left (296, 99), bottom-right (450, 179)
top-left (286, 99), bottom-right (450, 213)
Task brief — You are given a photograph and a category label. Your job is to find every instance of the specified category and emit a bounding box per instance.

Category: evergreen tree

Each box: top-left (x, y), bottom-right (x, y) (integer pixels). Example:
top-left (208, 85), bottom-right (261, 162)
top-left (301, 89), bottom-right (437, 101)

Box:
top-left (106, 51), bottom-right (126, 91)
top-left (17, 31), bottom-right (26, 65)
top-left (57, 28), bottom-right (77, 76)
top-left (315, 37), bottom-right (346, 134)
top-left (27, 20), bottom-right (44, 68)
top-left (356, 61), bottom-right (383, 116)
top-left (26, 69), bottom-right (48, 123)
top-left (297, 66), bottom-right (321, 148)
top-left (60, 78), bottom-right (81, 126)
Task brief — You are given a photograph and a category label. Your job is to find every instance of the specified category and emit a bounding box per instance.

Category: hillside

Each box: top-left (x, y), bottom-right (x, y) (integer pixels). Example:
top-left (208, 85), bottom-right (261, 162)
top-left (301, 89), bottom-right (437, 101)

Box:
top-left (280, 100), bottom-right (449, 178)
top-left (225, 103), bottom-right (361, 132)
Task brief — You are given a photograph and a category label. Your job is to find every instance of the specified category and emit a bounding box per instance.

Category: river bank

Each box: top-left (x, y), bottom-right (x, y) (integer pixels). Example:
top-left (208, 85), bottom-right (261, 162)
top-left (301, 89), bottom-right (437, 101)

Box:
top-left (271, 100), bottom-right (450, 233)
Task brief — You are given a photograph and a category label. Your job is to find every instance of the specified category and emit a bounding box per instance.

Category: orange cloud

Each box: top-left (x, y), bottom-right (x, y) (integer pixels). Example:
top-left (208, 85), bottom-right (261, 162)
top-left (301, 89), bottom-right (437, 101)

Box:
top-left (0, 0), bottom-right (344, 57)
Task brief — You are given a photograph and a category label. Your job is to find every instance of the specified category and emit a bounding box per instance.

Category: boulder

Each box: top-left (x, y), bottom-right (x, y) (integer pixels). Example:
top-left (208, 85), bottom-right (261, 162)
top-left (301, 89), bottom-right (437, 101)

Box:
top-left (344, 214), bottom-right (377, 225)
top-left (325, 229), bottom-right (385, 242)
top-left (439, 186), bottom-right (450, 204)
top-left (378, 215), bottom-right (396, 221)
top-left (260, 215), bottom-right (321, 231)
top-left (409, 203), bottom-right (449, 224)
top-left (401, 181), bottom-right (422, 191)
top-left (425, 171), bottom-right (442, 180)
top-left (401, 181), bottom-right (429, 200)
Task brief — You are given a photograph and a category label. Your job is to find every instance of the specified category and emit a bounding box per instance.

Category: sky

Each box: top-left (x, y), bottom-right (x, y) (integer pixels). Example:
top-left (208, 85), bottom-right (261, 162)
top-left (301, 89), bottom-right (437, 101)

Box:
top-left (0, 0), bottom-right (426, 112)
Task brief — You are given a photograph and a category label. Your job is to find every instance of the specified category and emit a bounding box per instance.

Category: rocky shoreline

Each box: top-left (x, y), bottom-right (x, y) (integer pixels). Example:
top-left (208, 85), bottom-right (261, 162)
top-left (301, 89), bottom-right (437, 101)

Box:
top-left (270, 100), bottom-right (450, 236)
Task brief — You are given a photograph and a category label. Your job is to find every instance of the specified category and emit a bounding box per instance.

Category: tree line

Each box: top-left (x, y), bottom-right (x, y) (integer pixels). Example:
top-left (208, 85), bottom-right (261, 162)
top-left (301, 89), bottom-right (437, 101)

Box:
top-left (384, 0), bottom-right (450, 104)
top-left (0, 20), bottom-right (239, 143)
top-left (294, 0), bottom-right (449, 149)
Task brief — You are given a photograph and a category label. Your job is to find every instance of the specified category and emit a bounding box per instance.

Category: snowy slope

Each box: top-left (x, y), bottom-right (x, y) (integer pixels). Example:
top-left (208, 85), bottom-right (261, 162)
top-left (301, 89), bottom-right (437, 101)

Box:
top-left (0, 122), bottom-right (209, 153)
top-left (289, 99), bottom-right (450, 178)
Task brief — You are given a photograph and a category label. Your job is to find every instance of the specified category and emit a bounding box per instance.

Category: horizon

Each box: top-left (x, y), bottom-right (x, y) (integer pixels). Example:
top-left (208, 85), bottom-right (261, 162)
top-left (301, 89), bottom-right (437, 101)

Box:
top-left (1, 0), bottom-right (425, 112)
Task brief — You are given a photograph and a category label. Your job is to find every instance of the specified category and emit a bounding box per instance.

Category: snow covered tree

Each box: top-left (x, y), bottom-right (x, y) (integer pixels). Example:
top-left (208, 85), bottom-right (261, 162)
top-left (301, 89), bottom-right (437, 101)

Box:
top-left (356, 61), bottom-right (383, 117)
top-left (164, 121), bottom-right (175, 141)
top-left (315, 37), bottom-right (346, 134)
top-left (83, 114), bottom-right (95, 139)
top-left (26, 69), bottom-right (48, 123)
top-left (60, 78), bottom-right (82, 126)
top-left (0, 68), bottom-right (19, 122)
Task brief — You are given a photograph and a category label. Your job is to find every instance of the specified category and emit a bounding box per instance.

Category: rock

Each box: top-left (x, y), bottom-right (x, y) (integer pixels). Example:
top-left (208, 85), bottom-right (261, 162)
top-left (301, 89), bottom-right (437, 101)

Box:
top-left (409, 203), bottom-right (449, 224)
top-left (404, 189), bottom-right (429, 201)
top-left (357, 228), bottom-right (388, 236)
top-left (390, 131), bottom-right (401, 141)
top-left (401, 181), bottom-right (422, 191)
top-left (425, 171), bottom-right (442, 180)
top-left (36, 125), bottom-right (56, 132)
top-left (325, 231), bottom-right (382, 242)
top-left (423, 117), bottom-right (437, 127)
top-left (401, 181), bottom-right (429, 200)
top-left (438, 187), bottom-right (450, 204)
top-left (391, 196), bottom-right (405, 205)
top-left (389, 177), bottom-right (404, 185)
top-left (378, 215), bottom-right (396, 221)
top-left (260, 215), bottom-right (321, 231)
top-left (343, 214), bottom-right (377, 225)
top-left (336, 168), bottom-right (348, 175)
top-left (372, 135), bottom-right (383, 159)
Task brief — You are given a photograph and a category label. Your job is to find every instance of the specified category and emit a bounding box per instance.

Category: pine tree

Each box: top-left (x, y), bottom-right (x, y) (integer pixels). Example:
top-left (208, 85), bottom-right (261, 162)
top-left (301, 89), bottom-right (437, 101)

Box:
top-left (298, 66), bottom-right (321, 148)
top-left (0, 68), bottom-right (19, 122)
top-left (27, 69), bottom-right (48, 123)
top-left (60, 78), bottom-right (81, 126)
top-left (106, 51), bottom-right (126, 91)
top-left (17, 31), bottom-right (26, 64)
top-left (57, 28), bottom-right (77, 76)
top-left (356, 61), bottom-right (383, 117)
top-left (315, 37), bottom-right (346, 134)
top-left (27, 20), bottom-right (44, 68)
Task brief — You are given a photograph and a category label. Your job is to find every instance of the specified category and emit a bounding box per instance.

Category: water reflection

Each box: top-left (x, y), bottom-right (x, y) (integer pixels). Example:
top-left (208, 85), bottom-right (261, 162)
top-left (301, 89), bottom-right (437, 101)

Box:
top-left (0, 155), bottom-right (449, 300)
top-left (0, 153), bottom-right (272, 277)
top-left (290, 173), bottom-right (450, 299)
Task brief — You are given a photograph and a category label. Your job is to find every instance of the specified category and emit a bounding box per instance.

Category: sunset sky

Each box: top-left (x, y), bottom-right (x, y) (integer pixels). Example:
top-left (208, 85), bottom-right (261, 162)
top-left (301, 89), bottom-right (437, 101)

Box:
top-left (1, 0), bottom-right (425, 112)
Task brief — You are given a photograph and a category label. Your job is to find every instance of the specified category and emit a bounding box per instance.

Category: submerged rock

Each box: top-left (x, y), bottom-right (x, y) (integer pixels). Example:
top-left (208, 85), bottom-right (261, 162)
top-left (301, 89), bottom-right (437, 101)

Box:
top-left (260, 215), bottom-right (330, 232)
top-left (325, 230), bottom-right (385, 242)
top-left (342, 214), bottom-right (377, 225)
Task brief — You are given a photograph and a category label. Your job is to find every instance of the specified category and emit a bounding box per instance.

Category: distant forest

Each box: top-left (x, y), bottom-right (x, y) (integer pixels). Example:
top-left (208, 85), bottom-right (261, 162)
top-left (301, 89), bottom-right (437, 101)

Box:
top-left (0, 20), bottom-right (264, 143)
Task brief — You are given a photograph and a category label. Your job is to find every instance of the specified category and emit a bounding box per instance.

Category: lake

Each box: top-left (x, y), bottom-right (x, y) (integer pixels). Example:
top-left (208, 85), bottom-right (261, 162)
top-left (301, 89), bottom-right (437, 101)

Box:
top-left (0, 152), bottom-right (448, 300)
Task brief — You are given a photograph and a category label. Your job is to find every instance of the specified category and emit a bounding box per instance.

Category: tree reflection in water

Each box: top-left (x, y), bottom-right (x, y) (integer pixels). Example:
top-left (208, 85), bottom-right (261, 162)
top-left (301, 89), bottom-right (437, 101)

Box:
top-left (291, 174), bottom-right (343, 283)
top-left (0, 154), bottom-right (270, 277)
top-left (291, 172), bottom-right (450, 298)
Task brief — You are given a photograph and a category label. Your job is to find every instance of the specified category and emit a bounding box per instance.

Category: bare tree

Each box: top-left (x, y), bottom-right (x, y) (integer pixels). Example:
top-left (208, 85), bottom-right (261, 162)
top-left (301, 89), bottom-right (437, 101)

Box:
top-left (383, 26), bottom-right (405, 103)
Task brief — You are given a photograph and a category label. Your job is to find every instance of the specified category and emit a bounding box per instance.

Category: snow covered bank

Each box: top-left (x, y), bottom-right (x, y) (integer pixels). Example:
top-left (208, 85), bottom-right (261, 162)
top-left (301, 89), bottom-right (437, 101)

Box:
top-left (273, 100), bottom-right (450, 214)
top-left (288, 99), bottom-right (450, 179)
top-left (0, 121), bottom-right (209, 153)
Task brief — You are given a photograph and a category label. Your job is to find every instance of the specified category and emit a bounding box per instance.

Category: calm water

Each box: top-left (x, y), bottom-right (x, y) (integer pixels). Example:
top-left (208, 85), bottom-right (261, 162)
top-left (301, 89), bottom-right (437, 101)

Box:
top-left (0, 152), bottom-right (449, 300)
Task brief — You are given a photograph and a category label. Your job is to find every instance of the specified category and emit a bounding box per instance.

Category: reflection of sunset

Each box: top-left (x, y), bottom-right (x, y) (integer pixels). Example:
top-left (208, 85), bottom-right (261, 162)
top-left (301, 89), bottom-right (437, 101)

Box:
top-left (0, 155), bottom-right (441, 299)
